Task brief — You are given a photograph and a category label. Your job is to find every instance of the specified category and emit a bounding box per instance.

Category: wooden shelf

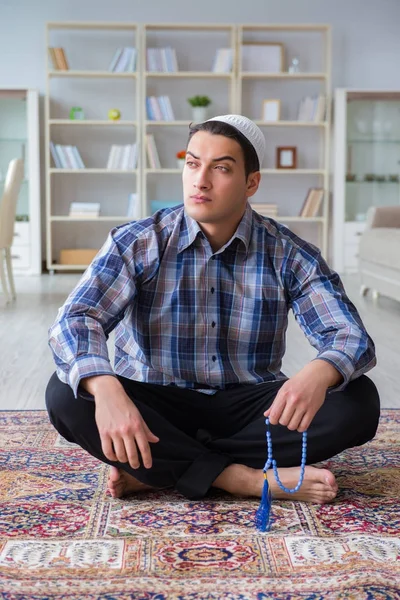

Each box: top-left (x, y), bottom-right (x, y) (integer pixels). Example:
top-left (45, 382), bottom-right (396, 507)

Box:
top-left (240, 72), bottom-right (327, 80)
top-left (145, 169), bottom-right (182, 174)
top-left (49, 169), bottom-right (138, 174)
top-left (276, 216), bottom-right (325, 222)
top-left (145, 120), bottom-right (191, 126)
top-left (47, 22), bottom-right (137, 31)
top-left (260, 169), bottom-right (326, 175)
top-left (49, 263), bottom-right (93, 270)
top-left (145, 71), bottom-right (233, 78)
top-left (48, 71), bottom-right (137, 78)
top-left (254, 120), bottom-right (328, 128)
top-left (50, 216), bottom-right (129, 221)
top-left (49, 119), bottom-right (137, 126)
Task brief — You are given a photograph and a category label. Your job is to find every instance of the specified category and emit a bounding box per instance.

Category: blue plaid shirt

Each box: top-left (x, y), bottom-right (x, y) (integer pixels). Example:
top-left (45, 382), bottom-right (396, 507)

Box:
top-left (49, 203), bottom-right (376, 398)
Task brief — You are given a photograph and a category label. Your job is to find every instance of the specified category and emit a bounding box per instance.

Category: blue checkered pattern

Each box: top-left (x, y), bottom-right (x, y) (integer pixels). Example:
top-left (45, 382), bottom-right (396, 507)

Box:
top-left (49, 203), bottom-right (376, 397)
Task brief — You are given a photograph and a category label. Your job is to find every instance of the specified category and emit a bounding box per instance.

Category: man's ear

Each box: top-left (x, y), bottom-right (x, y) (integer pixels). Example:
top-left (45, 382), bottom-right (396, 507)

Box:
top-left (246, 171), bottom-right (261, 198)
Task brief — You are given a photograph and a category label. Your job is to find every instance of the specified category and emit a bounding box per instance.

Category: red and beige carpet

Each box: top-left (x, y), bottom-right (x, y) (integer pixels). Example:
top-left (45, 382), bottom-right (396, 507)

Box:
top-left (0, 409), bottom-right (399, 599)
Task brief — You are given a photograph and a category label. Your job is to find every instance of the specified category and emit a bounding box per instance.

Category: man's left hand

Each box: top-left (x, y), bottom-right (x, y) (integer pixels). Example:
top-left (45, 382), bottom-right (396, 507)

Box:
top-left (264, 359), bottom-right (343, 432)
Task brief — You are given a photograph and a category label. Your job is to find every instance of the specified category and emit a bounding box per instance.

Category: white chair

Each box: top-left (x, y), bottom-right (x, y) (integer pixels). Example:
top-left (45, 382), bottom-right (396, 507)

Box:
top-left (0, 159), bottom-right (25, 303)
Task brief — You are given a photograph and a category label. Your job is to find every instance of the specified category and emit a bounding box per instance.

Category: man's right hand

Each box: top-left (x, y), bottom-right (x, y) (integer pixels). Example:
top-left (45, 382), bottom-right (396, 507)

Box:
top-left (82, 375), bottom-right (159, 470)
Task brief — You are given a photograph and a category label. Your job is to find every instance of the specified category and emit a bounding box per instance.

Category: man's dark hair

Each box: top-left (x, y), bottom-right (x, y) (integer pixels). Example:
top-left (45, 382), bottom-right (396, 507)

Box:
top-left (187, 120), bottom-right (260, 178)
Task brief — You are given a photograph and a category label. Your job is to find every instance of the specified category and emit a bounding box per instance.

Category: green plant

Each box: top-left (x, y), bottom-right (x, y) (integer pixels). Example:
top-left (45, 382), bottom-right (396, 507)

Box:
top-left (187, 95), bottom-right (211, 107)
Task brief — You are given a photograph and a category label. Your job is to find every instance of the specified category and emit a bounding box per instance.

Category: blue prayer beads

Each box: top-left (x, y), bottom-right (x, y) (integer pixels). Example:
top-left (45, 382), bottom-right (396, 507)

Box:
top-left (265, 417), bottom-right (307, 493)
top-left (255, 417), bottom-right (308, 531)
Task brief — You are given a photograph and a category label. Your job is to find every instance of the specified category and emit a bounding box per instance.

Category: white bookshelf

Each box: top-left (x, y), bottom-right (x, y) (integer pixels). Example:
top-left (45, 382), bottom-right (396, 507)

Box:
top-left (237, 24), bottom-right (331, 258)
top-left (44, 22), bottom-right (332, 271)
top-left (45, 21), bottom-right (141, 272)
top-left (141, 23), bottom-right (237, 218)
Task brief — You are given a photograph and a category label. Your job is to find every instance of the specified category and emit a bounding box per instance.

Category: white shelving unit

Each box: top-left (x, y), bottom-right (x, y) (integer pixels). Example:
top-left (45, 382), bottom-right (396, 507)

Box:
top-left (44, 22), bottom-right (332, 271)
top-left (237, 24), bottom-right (331, 257)
top-left (0, 88), bottom-right (41, 275)
top-left (141, 23), bottom-right (237, 217)
top-left (45, 21), bottom-right (141, 272)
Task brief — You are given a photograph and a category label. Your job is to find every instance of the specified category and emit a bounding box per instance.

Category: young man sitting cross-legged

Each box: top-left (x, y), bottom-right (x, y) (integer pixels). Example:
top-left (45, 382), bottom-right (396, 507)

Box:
top-left (46, 114), bottom-right (380, 504)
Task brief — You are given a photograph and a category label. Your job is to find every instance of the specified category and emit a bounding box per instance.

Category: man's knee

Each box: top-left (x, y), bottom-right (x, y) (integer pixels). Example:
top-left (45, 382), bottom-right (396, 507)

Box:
top-left (344, 374), bottom-right (380, 444)
top-left (45, 372), bottom-right (85, 442)
top-left (45, 372), bottom-right (73, 419)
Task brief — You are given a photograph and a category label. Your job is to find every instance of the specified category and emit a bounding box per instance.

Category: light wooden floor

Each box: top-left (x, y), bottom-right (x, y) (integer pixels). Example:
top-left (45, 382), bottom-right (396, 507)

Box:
top-left (0, 273), bottom-right (399, 410)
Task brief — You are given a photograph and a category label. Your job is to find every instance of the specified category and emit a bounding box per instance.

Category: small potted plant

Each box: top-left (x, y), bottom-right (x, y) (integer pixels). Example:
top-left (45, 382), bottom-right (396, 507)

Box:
top-left (176, 150), bottom-right (186, 169)
top-left (187, 95), bottom-right (211, 122)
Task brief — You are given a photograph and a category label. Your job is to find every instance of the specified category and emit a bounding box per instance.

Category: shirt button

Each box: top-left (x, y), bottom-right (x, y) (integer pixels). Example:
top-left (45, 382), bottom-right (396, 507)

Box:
top-left (211, 321), bottom-right (216, 328)
top-left (211, 287), bottom-right (215, 294)
top-left (212, 355), bottom-right (217, 362)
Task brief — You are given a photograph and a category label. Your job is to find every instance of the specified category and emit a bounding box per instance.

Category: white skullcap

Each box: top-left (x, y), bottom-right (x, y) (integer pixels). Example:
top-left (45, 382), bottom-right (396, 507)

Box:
top-left (206, 114), bottom-right (266, 168)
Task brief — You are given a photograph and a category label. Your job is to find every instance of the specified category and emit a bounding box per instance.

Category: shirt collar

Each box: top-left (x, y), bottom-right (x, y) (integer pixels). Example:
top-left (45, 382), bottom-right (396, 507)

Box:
top-left (178, 202), bottom-right (253, 255)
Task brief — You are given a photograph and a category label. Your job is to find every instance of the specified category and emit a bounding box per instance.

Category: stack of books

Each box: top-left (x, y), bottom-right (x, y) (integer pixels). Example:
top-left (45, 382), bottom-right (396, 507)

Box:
top-left (145, 134), bottom-right (161, 169)
top-left (127, 193), bottom-right (140, 218)
top-left (297, 95), bottom-right (327, 122)
top-left (146, 96), bottom-right (175, 121)
top-left (212, 48), bottom-right (233, 73)
top-left (252, 203), bottom-right (278, 217)
top-left (48, 47), bottom-right (69, 70)
top-left (108, 47), bottom-right (137, 72)
top-left (146, 47), bottom-right (178, 72)
top-left (299, 188), bottom-right (324, 217)
top-left (69, 202), bottom-right (100, 218)
top-left (106, 144), bottom-right (138, 170)
top-left (50, 142), bottom-right (85, 169)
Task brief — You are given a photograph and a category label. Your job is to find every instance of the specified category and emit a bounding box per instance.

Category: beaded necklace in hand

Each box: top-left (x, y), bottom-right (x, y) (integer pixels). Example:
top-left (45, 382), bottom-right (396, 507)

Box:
top-left (255, 417), bottom-right (308, 532)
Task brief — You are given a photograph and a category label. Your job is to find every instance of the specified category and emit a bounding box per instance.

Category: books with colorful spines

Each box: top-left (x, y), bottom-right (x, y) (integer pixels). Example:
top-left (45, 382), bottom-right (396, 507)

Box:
top-left (53, 48), bottom-right (69, 70)
top-left (299, 188), bottom-right (324, 217)
top-left (127, 193), bottom-right (140, 218)
top-left (212, 48), bottom-right (233, 73)
top-left (251, 203), bottom-right (278, 217)
top-left (48, 48), bottom-right (61, 70)
top-left (145, 134), bottom-right (161, 169)
top-left (69, 202), bottom-right (100, 217)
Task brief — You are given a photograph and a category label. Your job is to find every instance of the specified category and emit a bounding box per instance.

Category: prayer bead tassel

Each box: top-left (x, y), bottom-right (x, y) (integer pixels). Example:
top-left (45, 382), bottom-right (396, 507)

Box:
top-left (255, 418), bottom-right (308, 532)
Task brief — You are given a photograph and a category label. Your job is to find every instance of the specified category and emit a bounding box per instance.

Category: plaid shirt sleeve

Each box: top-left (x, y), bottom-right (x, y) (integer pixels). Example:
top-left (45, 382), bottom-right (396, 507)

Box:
top-left (48, 228), bottom-right (139, 398)
top-left (285, 242), bottom-right (377, 392)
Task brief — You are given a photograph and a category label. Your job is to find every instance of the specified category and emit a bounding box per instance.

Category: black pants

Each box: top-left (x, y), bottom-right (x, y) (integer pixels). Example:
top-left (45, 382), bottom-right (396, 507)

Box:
top-left (45, 373), bottom-right (380, 500)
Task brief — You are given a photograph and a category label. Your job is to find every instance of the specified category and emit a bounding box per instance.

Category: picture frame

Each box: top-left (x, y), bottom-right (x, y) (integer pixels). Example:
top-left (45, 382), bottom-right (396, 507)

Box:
top-left (262, 99), bottom-right (281, 122)
top-left (241, 42), bottom-right (284, 73)
top-left (276, 146), bottom-right (297, 169)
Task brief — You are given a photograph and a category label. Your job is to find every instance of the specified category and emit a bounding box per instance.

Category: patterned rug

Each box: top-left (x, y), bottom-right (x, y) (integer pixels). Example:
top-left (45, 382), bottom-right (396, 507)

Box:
top-left (0, 410), bottom-right (399, 600)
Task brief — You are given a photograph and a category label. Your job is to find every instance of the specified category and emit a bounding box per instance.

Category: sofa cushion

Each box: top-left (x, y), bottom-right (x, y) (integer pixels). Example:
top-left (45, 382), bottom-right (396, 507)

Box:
top-left (359, 228), bottom-right (400, 271)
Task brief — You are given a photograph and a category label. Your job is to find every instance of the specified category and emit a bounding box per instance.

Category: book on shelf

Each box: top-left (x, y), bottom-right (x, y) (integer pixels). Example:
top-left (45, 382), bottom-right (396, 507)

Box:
top-left (48, 47), bottom-right (69, 70)
top-left (127, 193), bottom-right (140, 219)
top-left (146, 96), bottom-right (175, 121)
top-left (145, 134), bottom-right (161, 169)
top-left (146, 47), bottom-right (178, 72)
top-left (212, 48), bottom-right (233, 73)
top-left (108, 47), bottom-right (137, 72)
top-left (299, 188), bottom-right (324, 217)
top-left (251, 203), bottom-right (278, 217)
top-left (69, 202), bottom-right (100, 217)
top-left (297, 95), bottom-right (326, 122)
top-left (50, 142), bottom-right (85, 169)
top-left (106, 144), bottom-right (138, 170)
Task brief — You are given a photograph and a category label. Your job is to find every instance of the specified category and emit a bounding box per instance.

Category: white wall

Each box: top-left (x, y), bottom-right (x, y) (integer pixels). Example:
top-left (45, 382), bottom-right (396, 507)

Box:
top-left (1, 0), bottom-right (400, 261)
top-left (2, 0), bottom-right (400, 91)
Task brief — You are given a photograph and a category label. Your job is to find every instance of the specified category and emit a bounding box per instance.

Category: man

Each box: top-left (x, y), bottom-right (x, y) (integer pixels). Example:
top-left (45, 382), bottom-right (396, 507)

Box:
top-left (46, 114), bottom-right (379, 504)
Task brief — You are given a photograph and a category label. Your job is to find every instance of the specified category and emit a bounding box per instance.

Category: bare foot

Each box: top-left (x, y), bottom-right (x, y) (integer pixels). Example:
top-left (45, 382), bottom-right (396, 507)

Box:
top-left (265, 465), bottom-right (338, 504)
top-left (213, 464), bottom-right (338, 504)
top-left (107, 466), bottom-right (154, 499)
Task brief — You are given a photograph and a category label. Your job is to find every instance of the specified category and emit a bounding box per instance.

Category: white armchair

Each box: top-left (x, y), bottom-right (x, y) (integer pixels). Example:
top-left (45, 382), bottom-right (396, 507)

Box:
top-left (358, 205), bottom-right (400, 303)
top-left (0, 158), bottom-right (25, 303)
